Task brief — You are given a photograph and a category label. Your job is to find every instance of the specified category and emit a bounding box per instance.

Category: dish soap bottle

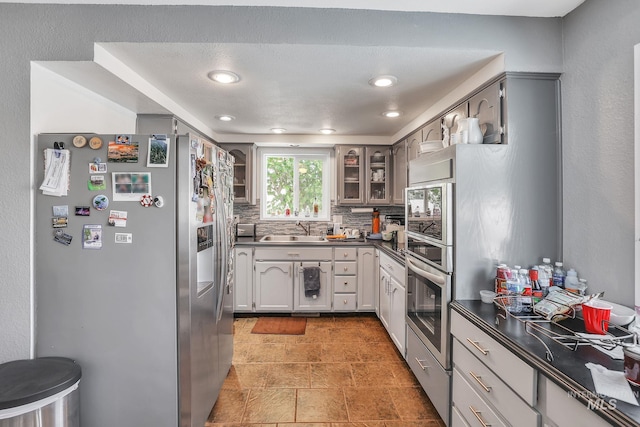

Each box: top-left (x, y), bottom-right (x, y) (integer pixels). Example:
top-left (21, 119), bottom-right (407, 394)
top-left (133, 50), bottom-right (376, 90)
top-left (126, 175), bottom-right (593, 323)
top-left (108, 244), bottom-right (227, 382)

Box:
top-left (313, 197), bottom-right (319, 217)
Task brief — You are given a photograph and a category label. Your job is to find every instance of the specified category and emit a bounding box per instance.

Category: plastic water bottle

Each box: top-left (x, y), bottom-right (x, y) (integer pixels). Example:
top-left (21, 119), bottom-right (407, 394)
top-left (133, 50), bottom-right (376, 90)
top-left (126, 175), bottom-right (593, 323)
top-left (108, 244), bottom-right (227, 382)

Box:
top-left (537, 265), bottom-right (550, 296)
top-left (519, 268), bottom-right (533, 311)
top-left (552, 262), bottom-right (566, 288)
top-left (565, 269), bottom-right (581, 294)
top-left (506, 269), bottom-right (523, 313)
top-left (541, 258), bottom-right (554, 288)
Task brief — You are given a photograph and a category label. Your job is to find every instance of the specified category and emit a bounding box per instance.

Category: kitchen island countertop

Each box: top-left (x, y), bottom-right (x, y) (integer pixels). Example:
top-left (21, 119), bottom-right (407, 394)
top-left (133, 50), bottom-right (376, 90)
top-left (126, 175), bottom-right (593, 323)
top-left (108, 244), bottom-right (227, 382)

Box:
top-left (452, 300), bottom-right (640, 426)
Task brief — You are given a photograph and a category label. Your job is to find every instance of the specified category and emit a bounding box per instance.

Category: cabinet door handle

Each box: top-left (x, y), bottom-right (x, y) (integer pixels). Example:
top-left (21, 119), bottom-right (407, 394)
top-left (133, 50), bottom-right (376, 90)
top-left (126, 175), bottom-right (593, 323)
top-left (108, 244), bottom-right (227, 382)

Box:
top-left (414, 358), bottom-right (429, 370)
top-left (469, 371), bottom-right (492, 393)
top-left (469, 406), bottom-right (491, 427)
top-left (467, 338), bottom-right (489, 355)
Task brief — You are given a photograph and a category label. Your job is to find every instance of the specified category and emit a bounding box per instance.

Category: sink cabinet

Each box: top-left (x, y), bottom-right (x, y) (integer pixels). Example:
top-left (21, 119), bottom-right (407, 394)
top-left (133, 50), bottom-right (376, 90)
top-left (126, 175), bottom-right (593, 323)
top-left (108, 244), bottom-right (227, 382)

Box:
top-left (254, 261), bottom-right (294, 311)
top-left (219, 143), bottom-right (256, 204)
top-left (253, 246), bottom-right (333, 312)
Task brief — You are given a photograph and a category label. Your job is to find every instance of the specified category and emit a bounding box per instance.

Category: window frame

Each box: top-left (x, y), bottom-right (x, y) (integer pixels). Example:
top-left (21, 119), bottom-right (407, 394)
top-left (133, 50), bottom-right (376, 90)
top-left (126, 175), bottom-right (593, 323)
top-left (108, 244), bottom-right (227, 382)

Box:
top-left (259, 147), bottom-right (332, 221)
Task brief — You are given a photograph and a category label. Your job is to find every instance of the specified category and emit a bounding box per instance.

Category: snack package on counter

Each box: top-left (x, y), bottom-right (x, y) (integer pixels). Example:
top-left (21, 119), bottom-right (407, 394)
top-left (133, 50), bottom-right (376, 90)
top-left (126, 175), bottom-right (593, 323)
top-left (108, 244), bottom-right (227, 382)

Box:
top-left (533, 288), bottom-right (600, 321)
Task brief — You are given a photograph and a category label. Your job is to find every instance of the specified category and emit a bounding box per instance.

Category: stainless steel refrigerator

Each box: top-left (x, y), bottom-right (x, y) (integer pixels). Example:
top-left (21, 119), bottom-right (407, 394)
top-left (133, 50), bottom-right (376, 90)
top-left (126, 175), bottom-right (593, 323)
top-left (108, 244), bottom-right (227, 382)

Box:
top-left (34, 133), bottom-right (234, 427)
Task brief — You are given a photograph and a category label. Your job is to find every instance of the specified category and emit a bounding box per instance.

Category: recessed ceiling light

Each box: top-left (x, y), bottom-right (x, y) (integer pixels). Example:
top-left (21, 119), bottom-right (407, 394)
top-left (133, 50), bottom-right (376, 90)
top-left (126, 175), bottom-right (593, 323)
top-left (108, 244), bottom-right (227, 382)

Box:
top-left (382, 110), bottom-right (402, 118)
top-left (271, 128), bottom-right (287, 134)
top-left (207, 70), bottom-right (240, 84)
top-left (215, 115), bottom-right (235, 121)
top-left (369, 75), bottom-right (398, 88)
top-left (319, 128), bottom-right (335, 135)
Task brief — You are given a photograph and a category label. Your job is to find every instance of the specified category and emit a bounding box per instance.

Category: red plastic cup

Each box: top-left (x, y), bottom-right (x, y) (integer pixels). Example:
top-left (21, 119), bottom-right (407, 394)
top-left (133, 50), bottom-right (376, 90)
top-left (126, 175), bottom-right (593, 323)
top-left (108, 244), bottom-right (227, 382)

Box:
top-left (582, 300), bottom-right (612, 335)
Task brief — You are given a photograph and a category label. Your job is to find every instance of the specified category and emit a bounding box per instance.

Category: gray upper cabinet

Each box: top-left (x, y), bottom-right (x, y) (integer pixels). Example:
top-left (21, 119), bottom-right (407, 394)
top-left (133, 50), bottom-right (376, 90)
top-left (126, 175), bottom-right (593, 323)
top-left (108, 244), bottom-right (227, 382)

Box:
top-left (337, 146), bottom-right (365, 205)
top-left (442, 102), bottom-right (469, 146)
top-left (337, 146), bottom-right (391, 205)
top-left (406, 129), bottom-right (422, 163)
top-left (220, 143), bottom-right (256, 204)
top-left (392, 140), bottom-right (407, 205)
top-left (468, 80), bottom-right (504, 144)
top-left (365, 147), bottom-right (391, 205)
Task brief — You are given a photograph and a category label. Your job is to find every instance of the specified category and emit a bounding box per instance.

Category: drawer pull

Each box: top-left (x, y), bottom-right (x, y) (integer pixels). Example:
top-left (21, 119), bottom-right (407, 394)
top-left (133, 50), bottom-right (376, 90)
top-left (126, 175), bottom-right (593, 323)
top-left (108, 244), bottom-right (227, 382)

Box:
top-left (344, 267), bottom-right (348, 271)
top-left (414, 358), bottom-right (429, 370)
top-left (344, 281), bottom-right (348, 285)
top-left (467, 338), bottom-right (489, 355)
top-left (343, 299), bottom-right (348, 304)
top-left (469, 406), bottom-right (491, 427)
top-left (343, 252), bottom-right (348, 257)
top-left (469, 371), bottom-right (492, 393)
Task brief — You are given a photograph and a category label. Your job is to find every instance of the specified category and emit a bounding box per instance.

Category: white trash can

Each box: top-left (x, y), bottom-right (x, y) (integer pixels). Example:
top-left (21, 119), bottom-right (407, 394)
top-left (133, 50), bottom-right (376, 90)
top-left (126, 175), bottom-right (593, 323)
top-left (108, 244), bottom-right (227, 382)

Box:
top-left (0, 357), bottom-right (81, 427)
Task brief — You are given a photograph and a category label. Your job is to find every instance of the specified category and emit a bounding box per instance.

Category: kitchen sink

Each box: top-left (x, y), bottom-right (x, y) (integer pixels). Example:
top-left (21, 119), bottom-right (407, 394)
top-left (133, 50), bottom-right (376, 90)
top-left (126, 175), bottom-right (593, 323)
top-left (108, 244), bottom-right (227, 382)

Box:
top-left (259, 235), bottom-right (328, 242)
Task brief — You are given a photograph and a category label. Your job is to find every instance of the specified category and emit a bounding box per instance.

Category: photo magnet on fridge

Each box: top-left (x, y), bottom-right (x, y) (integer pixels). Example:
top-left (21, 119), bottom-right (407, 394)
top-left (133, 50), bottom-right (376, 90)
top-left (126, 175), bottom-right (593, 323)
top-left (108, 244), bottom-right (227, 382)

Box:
top-left (53, 230), bottom-right (72, 246)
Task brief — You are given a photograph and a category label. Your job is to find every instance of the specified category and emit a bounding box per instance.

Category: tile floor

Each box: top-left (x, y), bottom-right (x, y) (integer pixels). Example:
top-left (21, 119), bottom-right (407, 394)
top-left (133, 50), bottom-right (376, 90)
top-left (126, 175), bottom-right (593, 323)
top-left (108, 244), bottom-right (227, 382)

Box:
top-left (207, 315), bottom-right (445, 427)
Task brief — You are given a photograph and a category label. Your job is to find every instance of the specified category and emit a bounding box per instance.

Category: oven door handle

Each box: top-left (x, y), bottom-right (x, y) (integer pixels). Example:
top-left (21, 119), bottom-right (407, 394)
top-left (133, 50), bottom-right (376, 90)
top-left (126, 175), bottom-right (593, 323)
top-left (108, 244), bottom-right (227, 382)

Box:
top-left (406, 256), bottom-right (446, 286)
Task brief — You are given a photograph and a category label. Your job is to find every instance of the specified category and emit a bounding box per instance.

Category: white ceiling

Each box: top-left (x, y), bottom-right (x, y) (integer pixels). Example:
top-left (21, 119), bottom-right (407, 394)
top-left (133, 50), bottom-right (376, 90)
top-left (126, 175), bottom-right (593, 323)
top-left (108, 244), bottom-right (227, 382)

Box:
top-left (31, 0), bottom-right (585, 142)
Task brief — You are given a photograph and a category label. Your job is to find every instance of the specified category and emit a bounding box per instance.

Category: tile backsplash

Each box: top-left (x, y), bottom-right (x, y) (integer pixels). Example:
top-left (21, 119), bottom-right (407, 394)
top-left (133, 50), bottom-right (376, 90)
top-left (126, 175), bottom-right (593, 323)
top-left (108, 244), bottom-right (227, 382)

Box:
top-left (234, 200), bottom-right (404, 237)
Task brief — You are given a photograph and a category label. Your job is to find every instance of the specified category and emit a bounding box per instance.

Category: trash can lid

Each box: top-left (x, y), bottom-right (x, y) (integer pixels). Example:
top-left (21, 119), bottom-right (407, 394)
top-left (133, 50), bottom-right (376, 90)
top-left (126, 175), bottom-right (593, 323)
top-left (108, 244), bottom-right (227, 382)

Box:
top-left (0, 357), bottom-right (81, 410)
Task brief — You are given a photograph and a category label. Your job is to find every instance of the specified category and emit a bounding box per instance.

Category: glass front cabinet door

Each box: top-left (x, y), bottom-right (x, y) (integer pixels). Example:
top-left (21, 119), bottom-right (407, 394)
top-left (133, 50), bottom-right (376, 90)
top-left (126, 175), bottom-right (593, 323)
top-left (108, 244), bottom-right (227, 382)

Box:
top-left (337, 146), bottom-right (364, 205)
top-left (366, 147), bottom-right (391, 205)
top-left (220, 143), bottom-right (256, 204)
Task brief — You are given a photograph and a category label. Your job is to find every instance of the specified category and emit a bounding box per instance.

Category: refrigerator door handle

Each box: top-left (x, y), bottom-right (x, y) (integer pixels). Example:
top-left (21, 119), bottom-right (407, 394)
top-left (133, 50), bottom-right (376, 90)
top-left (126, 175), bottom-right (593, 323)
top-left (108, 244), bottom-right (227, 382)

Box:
top-left (215, 185), bottom-right (227, 323)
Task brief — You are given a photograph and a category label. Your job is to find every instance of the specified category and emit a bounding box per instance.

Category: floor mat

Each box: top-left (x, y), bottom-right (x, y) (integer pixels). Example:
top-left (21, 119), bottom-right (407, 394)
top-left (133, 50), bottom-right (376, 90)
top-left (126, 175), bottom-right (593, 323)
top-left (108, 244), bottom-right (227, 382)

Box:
top-left (251, 317), bottom-right (307, 335)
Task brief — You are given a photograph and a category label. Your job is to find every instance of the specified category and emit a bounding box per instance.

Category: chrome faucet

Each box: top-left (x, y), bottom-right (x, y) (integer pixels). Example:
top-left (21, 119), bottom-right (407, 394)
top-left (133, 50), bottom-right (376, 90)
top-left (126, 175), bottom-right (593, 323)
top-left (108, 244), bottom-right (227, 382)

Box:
top-left (296, 221), bottom-right (311, 236)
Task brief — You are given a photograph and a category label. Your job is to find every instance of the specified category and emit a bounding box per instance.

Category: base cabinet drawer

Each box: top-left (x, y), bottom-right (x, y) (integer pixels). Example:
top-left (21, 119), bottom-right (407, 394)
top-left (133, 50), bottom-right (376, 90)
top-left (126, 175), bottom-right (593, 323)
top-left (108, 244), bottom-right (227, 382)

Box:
top-left (335, 261), bottom-right (357, 275)
top-left (406, 327), bottom-right (450, 426)
top-left (538, 375), bottom-right (612, 427)
top-left (334, 275), bottom-right (357, 293)
top-left (333, 294), bottom-right (356, 311)
top-left (335, 247), bottom-right (357, 261)
top-left (453, 368), bottom-right (508, 427)
top-left (451, 310), bottom-right (537, 405)
top-left (453, 339), bottom-right (540, 427)
top-left (451, 405), bottom-right (471, 427)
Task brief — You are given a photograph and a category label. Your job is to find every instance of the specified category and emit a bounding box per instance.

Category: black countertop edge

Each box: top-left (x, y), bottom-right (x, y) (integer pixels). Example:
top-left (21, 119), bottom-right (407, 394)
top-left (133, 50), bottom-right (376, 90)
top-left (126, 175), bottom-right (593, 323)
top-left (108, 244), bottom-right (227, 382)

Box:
top-left (234, 238), bottom-right (405, 265)
top-left (452, 300), bottom-right (640, 427)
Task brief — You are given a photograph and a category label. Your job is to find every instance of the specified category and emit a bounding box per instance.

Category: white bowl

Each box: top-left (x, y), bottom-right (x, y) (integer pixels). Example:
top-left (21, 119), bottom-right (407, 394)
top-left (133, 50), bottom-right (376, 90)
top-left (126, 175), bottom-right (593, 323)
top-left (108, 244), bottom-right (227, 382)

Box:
top-left (600, 300), bottom-right (636, 326)
top-left (480, 290), bottom-right (497, 304)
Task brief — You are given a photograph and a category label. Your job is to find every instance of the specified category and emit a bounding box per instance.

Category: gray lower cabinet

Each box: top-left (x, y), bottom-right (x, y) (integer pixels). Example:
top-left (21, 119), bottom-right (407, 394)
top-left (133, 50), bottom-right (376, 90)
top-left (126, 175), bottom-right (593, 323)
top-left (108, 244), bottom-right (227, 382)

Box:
top-left (333, 247), bottom-right (357, 311)
top-left (254, 261), bottom-right (294, 312)
top-left (357, 247), bottom-right (377, 311)
top-left (451, 310), bottom-right (540, 427)
top-left (294, 261), bottom-right (332, 311)
top-left (406, 327), bottom-right (450, 426)
top-left (233, 247), bottom-right (254, 312)
top-left (537, 375), bottom-right (612, 427)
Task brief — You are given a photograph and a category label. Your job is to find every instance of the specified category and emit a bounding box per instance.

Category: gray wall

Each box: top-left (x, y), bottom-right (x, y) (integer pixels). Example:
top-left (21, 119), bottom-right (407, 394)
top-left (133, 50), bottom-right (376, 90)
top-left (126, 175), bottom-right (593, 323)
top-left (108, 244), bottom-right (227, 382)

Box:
top-left (562, 0), bottom-right (640, 304)
top-left (0, 4), bottom-right (566, 362)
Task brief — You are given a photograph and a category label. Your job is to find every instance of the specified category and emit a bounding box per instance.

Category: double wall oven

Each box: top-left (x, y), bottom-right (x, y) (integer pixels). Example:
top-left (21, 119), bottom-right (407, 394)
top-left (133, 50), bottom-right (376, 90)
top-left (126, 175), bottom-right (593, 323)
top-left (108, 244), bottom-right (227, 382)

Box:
top-left (405, 182), bottom-right (453, 370)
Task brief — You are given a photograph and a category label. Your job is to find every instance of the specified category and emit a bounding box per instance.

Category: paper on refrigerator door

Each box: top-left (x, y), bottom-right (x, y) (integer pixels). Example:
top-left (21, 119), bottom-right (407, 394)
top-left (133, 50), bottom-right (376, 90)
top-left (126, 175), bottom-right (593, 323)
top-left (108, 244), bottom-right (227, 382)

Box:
top-left (40, 148), bottom-right (70, 196)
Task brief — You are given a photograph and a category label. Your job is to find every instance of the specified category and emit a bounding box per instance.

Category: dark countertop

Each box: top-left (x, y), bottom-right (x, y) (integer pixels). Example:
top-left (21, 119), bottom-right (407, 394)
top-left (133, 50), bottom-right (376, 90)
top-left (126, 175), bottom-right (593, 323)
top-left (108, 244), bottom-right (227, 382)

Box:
top-left (234, 237), bottom-right (405, 265)
top-left (452, 300), bottom-right (640, 426)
